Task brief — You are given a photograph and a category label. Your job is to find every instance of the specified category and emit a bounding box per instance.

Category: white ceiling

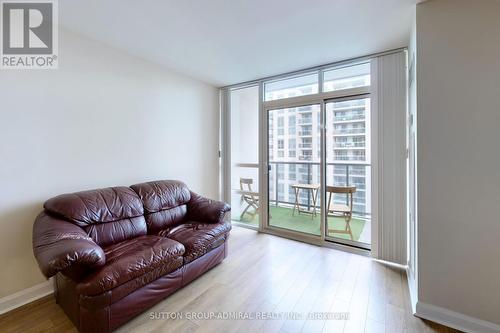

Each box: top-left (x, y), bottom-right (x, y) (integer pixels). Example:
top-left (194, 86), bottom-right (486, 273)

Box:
top-left (60, 0), bottom-right (416, 87)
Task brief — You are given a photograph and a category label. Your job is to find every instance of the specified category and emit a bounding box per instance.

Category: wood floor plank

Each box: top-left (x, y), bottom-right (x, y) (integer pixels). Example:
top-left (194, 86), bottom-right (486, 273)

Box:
top-left (0, 226), bottom-right (460, 333)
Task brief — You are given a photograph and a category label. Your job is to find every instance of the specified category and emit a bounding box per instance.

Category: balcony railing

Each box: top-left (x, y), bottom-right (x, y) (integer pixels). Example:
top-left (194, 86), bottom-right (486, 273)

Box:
top-left (334, 114), bottom-right (365, 122)
top-left (333, 128), bottom-right (365, 135)
top-left (269, 160), bottom-right (371, 217)
top-left (334, 142), bottom-right (365, 148)
top-left (334, 155), bottom-right (366, 161)
top-left (298, 155), bottom-right (313, 160)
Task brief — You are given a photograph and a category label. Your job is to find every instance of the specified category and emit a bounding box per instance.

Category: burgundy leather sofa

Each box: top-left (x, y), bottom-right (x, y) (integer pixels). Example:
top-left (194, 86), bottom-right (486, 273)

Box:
top-left (32, 180), bottom-right (231, 333)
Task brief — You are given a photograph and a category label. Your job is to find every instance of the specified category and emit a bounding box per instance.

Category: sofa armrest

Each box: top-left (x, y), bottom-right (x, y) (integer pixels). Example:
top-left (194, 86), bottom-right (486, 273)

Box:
top-left (187, 192), bottom-right (231, 224)
top-left (33, 212), bottom-right (106, 278)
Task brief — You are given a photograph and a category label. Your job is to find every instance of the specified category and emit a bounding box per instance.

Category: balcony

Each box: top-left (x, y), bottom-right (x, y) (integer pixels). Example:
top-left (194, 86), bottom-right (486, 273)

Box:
top-left (333, 114), bottom-right (365, 122)
top-left (237, 205), bottom-right (369, 243)
top-left (334, 142), bottom-right (365, 148)
top-left (334, 155), bottom-right (366, 161)
top-left (297, 108), bottom-right (312, 113)
top-left (332, 128), bottom-right (365, 135)
top-left (231, 161), bottom-right (371, 245)
top-left (298, 117), bottom-right (313, 125)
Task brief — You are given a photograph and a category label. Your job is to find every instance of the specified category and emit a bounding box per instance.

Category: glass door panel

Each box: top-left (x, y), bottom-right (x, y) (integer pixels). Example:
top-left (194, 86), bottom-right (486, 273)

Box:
top-left (229, 85), bottom-right (260, 227)
top-left (267, 104), bottom-right (321, 236)
top-left (325, 97), bottom-right (371, 247)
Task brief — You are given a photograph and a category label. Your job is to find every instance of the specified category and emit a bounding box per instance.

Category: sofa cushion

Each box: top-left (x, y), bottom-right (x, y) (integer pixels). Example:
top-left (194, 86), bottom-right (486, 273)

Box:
top-left (83, 216), bottom-right (147, 247)
top-left (45, 186), bottom-right (144, 225)
top-left (166, 222), bottom-right (231, 263)
top-left (44, 187), bottom-right (147, 247)
top-left (76, 235), bottom-right (184, 296)
top-left (130, 180), bottom-right (191, 234)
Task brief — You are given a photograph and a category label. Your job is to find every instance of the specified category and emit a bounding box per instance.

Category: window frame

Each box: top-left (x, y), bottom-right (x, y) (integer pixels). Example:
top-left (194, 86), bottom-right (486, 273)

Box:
top-left (220, 48), bottom-right (406, 254)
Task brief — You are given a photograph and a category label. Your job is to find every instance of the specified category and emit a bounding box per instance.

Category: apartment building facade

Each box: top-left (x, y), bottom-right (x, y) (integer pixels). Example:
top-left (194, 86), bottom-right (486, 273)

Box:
top-left (267, 73), bottom-right (372, 218)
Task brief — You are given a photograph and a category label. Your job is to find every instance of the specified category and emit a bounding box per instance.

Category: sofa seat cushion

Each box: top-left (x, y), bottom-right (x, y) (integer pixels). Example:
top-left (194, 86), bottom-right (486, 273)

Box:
top-left (166, 222), bottom-right (231, 264)
top-left (76, 235), bottom-right (185, 296)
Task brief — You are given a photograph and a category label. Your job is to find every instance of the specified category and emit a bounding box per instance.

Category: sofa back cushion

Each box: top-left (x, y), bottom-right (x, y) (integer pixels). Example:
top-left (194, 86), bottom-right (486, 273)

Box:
top-left (44, 186), bottom-right (146, 247)
top-left (130, 180), bottom-right (191, 235)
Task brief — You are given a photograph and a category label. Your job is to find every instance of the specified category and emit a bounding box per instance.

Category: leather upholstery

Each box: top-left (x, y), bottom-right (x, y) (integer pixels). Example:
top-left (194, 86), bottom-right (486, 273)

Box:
top-left (144, 205), bottom-right (187, 236)
top-left (32, 179), bottom-right (231, 333)
top-left (167, 221), bottom-right (231, 263)
top-left (130, 180), bottom-right (191, 234)
top-left (187, 191), bottom-right (231, 224)
top-left (84, 216), bottom-right (147, 247)
top-left (109, 242), bottom-right (226, 331)
top-left (181, 241), bottom-right (227, 286)
top-left (54, 272), bottom-right (80, 327)
top-left (76, 235), bottom-right (185, 296)
top-left (54, 242), bottom-right (226, 333)
top-left (44, 186), bottom-right (144, 226)
top-left (130, 180), bottom-right (191, 213)
top-left (33, 212), bottom-right (106, 277)
top-left (44, 186), bottom-right (147, 247)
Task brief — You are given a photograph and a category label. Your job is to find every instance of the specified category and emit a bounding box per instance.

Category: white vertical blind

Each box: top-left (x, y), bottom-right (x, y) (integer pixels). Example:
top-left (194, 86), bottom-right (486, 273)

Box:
top-left (372, 51), bottom-right (407, 265)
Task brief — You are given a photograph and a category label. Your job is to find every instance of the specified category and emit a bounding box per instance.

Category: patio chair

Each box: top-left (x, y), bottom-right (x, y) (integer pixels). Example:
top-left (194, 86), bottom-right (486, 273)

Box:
top-left (326, 186), bottom-right (356, 240)
top-left (240, 178), bottom-right (259, 221)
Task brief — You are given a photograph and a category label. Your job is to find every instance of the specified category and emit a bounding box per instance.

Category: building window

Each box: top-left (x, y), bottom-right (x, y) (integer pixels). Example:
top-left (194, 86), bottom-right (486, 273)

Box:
top-left (264, 73), bottom-right (319, 101)
top-left (323, 62), bottom-right (370, 92)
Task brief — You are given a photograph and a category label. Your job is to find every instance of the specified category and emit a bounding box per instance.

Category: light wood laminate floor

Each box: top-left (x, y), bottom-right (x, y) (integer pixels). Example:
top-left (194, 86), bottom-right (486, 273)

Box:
top-left (0, 226), bottom-right (460, 333)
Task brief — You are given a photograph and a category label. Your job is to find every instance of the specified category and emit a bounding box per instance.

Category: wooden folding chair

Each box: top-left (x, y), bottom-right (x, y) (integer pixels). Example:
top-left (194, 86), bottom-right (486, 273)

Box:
top-left (326, 186), bottom-right (356, 240)
top-left (240, 178), bottom-right (259, 220)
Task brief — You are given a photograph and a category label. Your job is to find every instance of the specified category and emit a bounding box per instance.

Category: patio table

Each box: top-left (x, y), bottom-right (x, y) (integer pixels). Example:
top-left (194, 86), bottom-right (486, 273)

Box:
top-left (291, 183), bottom-right (320, 218)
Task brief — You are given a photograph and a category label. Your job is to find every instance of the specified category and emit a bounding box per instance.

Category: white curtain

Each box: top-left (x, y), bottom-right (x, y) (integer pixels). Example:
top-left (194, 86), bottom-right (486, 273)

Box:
top-left (371, 51), bottom-right (407, 265)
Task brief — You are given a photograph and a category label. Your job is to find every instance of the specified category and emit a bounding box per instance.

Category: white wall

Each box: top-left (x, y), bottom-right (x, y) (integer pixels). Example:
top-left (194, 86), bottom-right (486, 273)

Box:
top-left (0, 29), bottom-right (219, 297)
top-left (417, 0), bottom-right (500, 326)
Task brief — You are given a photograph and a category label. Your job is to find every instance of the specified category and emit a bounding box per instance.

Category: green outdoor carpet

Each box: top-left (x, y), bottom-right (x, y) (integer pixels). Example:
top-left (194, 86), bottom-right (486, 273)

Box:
top-left (237, 205), bottom-right (366, 241)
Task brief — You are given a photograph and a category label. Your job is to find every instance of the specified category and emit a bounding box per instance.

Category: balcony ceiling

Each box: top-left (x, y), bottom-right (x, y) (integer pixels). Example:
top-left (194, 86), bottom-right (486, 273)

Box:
top-left (60, 0), bottom-right (416, 87)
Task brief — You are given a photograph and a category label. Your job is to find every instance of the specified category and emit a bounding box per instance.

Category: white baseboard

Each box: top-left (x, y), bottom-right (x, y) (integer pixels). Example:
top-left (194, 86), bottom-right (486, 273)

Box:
top-left (416, 301), bottom-right (500, 333)
top-left (0, 279), bottom-right (54, 315)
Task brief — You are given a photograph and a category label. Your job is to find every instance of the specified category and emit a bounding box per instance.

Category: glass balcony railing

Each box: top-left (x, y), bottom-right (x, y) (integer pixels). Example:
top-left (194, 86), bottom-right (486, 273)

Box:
top-left (333, 128), bottom-right (365, 135)
top-left (334, 155), bottom-right (366, 161)
top-left (298, 117), bottom-right (313, 124)
top-left (334, 114), bottom-right (365, 122)
top-left (268, 161), bottom-right (371, 218)
top-left (335, 142), bottom-right (365, 148)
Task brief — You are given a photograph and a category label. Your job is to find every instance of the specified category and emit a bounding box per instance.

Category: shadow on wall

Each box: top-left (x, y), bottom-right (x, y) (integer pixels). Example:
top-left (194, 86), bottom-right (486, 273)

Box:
top-left (0, 202), bottom-right (48, 297)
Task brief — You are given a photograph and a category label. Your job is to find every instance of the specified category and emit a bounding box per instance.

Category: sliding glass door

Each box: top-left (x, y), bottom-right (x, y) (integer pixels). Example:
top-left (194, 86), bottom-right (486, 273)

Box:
top-left (267, 104), bottom-right (322, 236)
top-left (264, 98), bottom-right (372, 248)
top-left (224, 60), bottom-right (373, 249)
top-left (325, 97), bottom-right (371, 248)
